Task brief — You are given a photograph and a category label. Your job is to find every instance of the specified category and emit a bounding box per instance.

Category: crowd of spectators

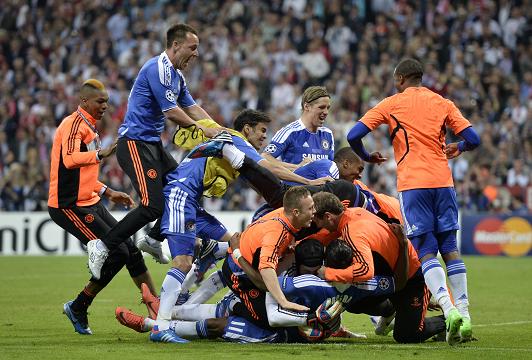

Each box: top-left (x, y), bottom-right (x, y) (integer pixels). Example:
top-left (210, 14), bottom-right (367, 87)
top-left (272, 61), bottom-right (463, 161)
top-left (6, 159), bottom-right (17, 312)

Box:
top-left (0, 0), bottom-right (530, 214)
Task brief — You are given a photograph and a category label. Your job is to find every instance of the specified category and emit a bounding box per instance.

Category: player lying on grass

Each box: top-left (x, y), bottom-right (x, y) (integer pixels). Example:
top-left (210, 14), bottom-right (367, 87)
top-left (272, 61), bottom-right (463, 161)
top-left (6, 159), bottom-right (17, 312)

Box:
top-left (115, 238), bottom-right (399, 343)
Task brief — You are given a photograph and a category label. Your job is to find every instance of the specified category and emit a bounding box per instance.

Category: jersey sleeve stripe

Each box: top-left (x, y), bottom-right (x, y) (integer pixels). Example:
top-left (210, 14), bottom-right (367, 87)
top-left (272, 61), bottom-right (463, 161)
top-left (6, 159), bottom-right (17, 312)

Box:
top-left (330, 162), bottom-right (340, 179)
top-left (271, 121), bottom-right (303, 143)
top-left (342, 225), bottom-right (370, 279)
top-left (158, 53), bottom-right (172, 86)
top-left (66, 116), bottom-right (83, 155)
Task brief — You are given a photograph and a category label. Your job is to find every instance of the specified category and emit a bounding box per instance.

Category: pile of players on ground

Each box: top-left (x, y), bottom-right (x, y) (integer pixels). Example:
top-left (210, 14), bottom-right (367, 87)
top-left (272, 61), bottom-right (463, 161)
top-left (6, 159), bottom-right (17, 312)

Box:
top-left (111, 126), bottom-right (469, 346)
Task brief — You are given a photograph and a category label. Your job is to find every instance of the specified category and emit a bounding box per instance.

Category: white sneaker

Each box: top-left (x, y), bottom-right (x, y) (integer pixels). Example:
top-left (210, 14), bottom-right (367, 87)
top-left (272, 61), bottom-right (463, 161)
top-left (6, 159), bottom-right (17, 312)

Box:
top-left (87, 239), bottom-right (109, 280)
top-left (136, 235), bottom-right (169, 264)
top-left (370, 314), bottom-right (395, 336)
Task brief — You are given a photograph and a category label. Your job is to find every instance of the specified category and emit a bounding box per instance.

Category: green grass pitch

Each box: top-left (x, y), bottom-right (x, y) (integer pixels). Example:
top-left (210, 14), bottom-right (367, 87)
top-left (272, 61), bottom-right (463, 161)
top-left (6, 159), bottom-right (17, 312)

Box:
top-left (1, 256), bottom-right (531, 360)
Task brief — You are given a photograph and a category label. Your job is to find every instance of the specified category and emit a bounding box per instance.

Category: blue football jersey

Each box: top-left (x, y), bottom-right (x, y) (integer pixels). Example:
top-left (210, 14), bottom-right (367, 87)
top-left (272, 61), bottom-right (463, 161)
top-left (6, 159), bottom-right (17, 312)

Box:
top-left (264, 119), bottom-right (334, 164)
top-left (118, 52), bottom-right (196, 142)
top-left (284, 159), bottom-right (339, 186)
top-left (280, 274), bottom-right (395, 311)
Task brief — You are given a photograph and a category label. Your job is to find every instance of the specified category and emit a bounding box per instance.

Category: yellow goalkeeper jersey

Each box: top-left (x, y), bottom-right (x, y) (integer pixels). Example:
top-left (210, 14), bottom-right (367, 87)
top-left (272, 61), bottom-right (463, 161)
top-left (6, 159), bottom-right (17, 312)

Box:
top-left (173, 119), bottom-right (246, 198)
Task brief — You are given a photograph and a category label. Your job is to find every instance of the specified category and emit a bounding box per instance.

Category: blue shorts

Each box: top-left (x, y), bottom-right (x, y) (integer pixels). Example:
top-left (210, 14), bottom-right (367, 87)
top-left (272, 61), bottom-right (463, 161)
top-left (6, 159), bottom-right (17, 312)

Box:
top-left (161, 186), bottom-right (227, 257)
top-left (398, 187), bottom-right (459, 238)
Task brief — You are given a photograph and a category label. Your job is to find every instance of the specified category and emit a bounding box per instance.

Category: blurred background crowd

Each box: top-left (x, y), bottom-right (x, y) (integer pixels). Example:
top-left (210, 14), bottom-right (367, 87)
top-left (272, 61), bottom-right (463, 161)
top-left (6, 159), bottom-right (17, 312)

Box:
top-left (0, 0), bottom-right (530, 214)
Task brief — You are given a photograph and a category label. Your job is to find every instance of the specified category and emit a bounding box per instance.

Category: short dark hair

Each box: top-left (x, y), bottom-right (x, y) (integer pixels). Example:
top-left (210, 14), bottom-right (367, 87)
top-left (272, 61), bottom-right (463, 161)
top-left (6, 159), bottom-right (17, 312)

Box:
top-left (395, 58), bottom-right (423, 82)
top-left (325, 239), bottom-right (353, 269)
top-left (312, 192), bottom-right (344, 218)
top-left (283, 186), bottom-right (311, 212)
top-left (166, 23), bottom-right (198, 48)
top-left (233, 109), bottom-right (272, 132)
top-left (295, 239), bottom-right (324, 268)
top-left (334, 147), bottom-right (361, 164)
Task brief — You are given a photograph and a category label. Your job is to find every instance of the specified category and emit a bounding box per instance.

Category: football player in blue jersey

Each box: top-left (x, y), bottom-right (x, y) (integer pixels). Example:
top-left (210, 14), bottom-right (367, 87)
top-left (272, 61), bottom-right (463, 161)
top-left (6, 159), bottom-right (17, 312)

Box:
top-left (116, 238), bottom-right (399, 343)
top-left (262, 86), bottom-right (334, 168)
top-left (147, 109), bottom-right (333, 343)
top-left (87, 24), bottom-right (224, 279)
top-left (284, 146), bottom-right (364, 186)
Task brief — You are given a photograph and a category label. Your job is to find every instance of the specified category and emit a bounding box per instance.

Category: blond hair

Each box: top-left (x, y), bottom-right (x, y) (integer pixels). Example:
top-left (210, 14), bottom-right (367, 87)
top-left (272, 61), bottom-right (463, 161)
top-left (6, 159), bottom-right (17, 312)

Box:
top-left (82, 79), bottom-right (105, 91)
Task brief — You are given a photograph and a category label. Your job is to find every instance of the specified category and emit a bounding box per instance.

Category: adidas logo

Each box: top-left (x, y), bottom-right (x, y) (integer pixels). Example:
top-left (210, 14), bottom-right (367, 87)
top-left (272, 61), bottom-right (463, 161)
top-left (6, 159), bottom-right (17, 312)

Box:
top-left (437, 287), bottom-right (447, 294)
top-left (303, 142), bottom-right (309, 147)
top-left (458, 294), bottom-right (468, 300)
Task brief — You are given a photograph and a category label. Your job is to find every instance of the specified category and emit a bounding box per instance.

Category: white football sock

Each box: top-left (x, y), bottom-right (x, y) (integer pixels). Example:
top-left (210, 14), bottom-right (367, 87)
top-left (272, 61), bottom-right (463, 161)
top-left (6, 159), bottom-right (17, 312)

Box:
top-left (143, 317), bottom-right (155, 331)
top-left (186, 270), bottom-right (226, 304)
top-left (169, 320), bottom-right (209, 338)
top-left (171, 304), bottom-right (218, 321)
top-left (214, 242), bottom-right (229, 259)
top-left (446, 259), bottom-right (470, 320)
top-left (180, 263), bottom-right (199, 294)
top-left (156, 268), bottom-right (186, 330)
top-left (421, 258), bottom-right (455, 318)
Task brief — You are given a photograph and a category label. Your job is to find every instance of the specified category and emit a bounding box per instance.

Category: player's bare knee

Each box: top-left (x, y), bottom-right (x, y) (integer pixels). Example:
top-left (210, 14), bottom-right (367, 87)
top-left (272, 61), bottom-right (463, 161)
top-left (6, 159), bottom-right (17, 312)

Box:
top-left (171, 255), bottom-right (193, 273)
top-left (442, 251), bottom-right (460, 263)
top-left (206, 318), bottom-right (227, 338)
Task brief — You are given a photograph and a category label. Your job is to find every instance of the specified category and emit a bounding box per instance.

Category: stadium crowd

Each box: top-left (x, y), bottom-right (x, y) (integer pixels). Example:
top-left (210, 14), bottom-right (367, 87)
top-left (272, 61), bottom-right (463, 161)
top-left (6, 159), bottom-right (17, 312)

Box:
top-left (0, 0), bottom-right (530, 213)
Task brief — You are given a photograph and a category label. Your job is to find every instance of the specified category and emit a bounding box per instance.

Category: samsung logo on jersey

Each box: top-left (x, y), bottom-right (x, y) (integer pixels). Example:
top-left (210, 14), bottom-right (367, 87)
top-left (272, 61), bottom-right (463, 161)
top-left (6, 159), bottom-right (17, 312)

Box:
top-left (302, 154), bottom-right (329, 160)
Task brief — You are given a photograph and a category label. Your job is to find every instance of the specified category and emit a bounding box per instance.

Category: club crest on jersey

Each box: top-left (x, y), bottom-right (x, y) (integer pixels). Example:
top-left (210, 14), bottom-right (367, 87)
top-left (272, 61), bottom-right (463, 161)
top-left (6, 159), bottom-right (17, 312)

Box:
top-left (264, 144), bottom-right (277, 154)
top-left (321, 139), bottom-right (330, 150)
top-left (378, 277), bottom-right (390, 290)
top-left (165, 89), bottom-right (175, 103)
top-left (248, 289), bottom-right (260, 299)
top-left (147, 169), bottom-right (158, 179)
top-left (185, 221), bottom-right (196, 232)
top-left (84, 214), bottom-right (95, 223)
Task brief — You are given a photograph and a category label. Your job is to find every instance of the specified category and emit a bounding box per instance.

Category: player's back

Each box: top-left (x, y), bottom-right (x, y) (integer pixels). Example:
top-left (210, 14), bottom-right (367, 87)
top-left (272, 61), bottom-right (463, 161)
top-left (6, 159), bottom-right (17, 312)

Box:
top-left (119, 53), bottom-right (195, 142)
top-left (164, 156), bottom-right (207, 201)
top-left (339, 208), bottom-right (419, 278)
top-left (119, 56), bottom-right (164, 141)
top-left (284, 159), bottom-right (339, 185)
top-left (360, 87), bottom-right (471, 191)
top-left (239, 208), bottom-right (297, 270)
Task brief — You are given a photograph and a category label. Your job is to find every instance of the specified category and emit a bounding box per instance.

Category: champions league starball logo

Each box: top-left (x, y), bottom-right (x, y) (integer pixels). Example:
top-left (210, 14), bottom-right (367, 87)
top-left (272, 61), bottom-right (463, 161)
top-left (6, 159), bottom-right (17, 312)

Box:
top-left (378, 277), bottom-right (390, 290)
top-left (165, 89), bottom-right (175, 102)
top-left (264, 144), bottom-right (277, 153)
